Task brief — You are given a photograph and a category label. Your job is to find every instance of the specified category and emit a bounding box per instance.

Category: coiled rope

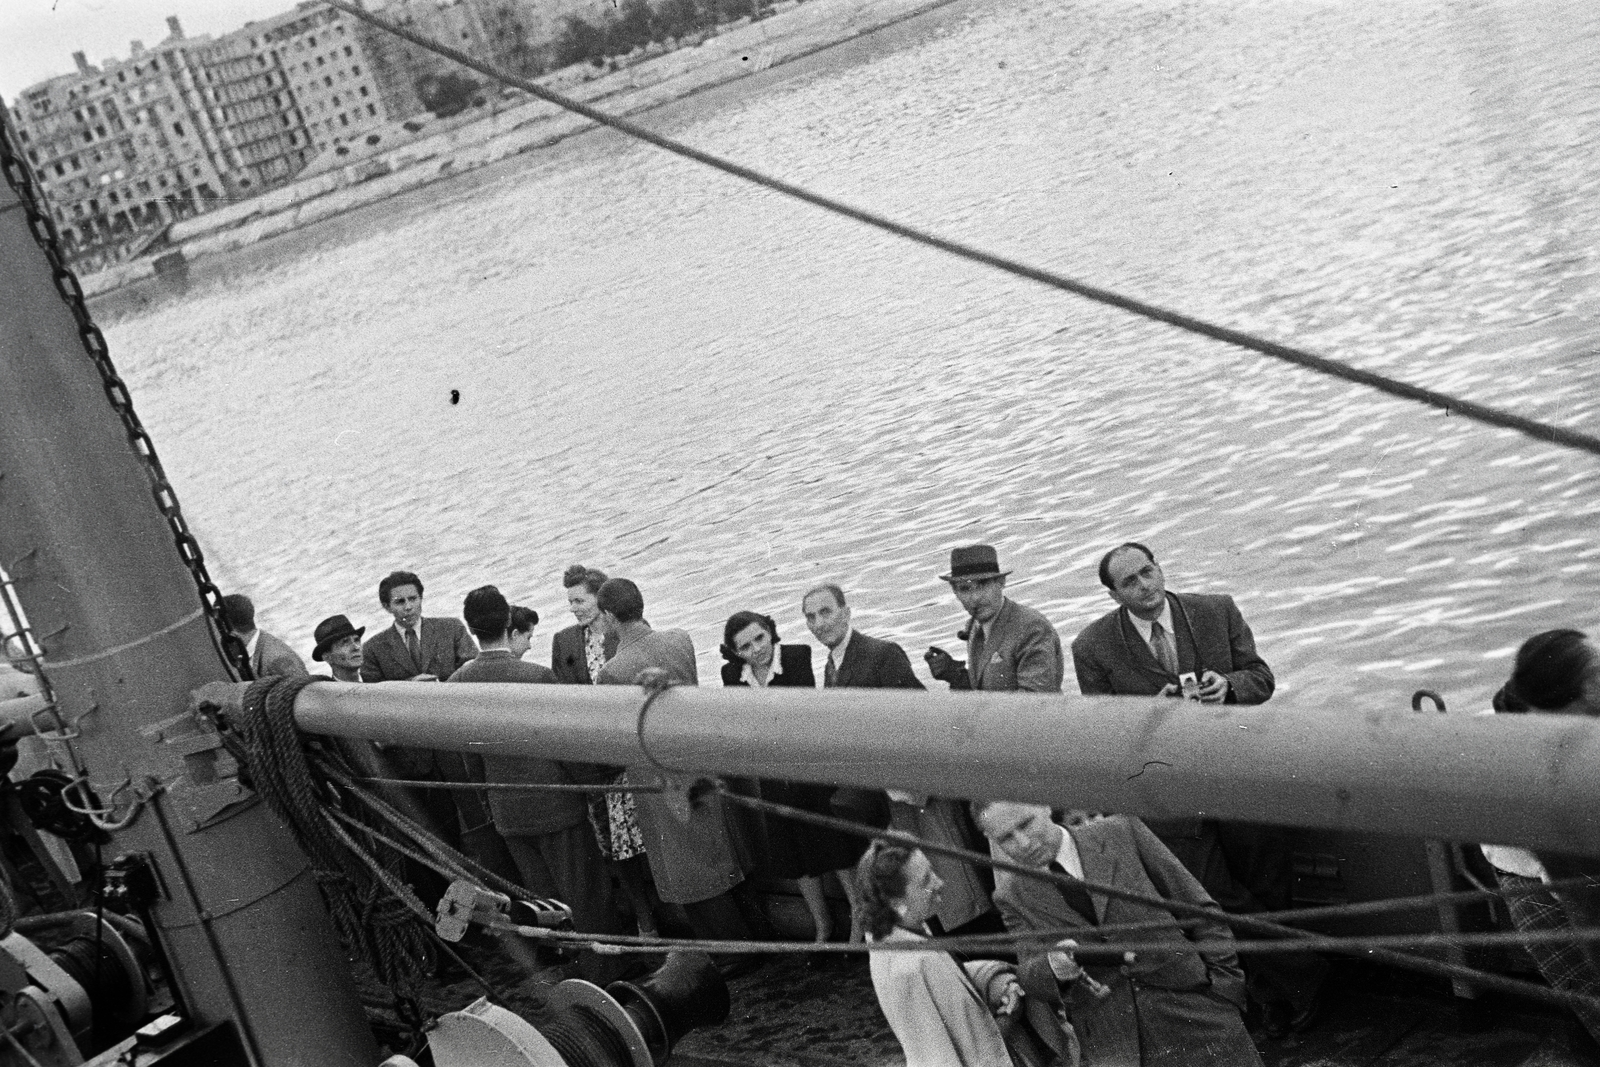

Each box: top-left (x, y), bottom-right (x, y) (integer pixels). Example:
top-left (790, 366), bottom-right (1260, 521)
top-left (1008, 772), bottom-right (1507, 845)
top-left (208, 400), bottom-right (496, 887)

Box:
top-left (323, 0), bottom-right (1600, 460)
top-left (234, 676), bottom-right (438, 1006)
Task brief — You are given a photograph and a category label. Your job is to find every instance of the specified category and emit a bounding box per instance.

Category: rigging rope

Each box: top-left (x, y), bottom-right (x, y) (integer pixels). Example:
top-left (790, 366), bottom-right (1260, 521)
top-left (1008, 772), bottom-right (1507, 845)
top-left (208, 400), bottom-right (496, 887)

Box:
top-left (323, 0), bottom-right (1600, 460)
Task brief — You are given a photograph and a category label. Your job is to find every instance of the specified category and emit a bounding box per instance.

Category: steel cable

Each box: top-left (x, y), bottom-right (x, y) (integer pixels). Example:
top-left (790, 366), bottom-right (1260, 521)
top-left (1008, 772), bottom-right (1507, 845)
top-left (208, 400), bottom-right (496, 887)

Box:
top-left (322, 0), bottom-right (1600, 460)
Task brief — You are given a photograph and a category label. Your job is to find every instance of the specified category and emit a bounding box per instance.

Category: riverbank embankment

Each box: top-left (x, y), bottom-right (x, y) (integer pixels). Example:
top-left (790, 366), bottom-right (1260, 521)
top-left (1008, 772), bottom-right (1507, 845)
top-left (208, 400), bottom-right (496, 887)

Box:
top-left (79, 0), bottom-right (956, 300)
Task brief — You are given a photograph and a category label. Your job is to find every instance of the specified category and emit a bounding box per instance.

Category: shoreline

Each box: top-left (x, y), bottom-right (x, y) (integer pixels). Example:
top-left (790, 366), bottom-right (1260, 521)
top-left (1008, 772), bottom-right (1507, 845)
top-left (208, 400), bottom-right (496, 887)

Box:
top-left (80, 0), bottom-right (962, 302)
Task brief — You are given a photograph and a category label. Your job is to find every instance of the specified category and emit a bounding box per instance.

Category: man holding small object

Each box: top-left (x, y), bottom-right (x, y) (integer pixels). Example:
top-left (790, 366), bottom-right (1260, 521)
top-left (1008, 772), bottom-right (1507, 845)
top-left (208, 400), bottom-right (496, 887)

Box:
top-left (976, 800), bottom-right (1261, 1067)
top-left (1070, 544), bottom-right (1322, 1037)
top-left (925, 544), bottom-right (1064, 694)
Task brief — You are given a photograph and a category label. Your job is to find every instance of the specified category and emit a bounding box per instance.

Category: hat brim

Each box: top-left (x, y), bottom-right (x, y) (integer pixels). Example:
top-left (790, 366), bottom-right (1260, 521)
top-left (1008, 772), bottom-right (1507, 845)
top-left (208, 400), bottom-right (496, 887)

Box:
top-left (312, 626), bottom-right (365, 661)
top-left (939, 570), bottom-right (1011, 583)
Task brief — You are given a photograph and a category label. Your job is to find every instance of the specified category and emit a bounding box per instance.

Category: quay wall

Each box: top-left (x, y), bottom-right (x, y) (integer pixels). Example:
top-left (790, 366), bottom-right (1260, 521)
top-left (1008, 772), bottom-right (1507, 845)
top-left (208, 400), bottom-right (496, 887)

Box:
top-left (79, 0), bottom-right (958, 298)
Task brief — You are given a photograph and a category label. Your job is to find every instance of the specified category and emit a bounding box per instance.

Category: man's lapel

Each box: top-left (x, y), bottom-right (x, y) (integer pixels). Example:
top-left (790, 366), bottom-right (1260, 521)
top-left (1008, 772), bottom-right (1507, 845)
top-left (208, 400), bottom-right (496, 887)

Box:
top-left (834, 633), bottom-right (861, 687)
top-left (1073, 823), bottom-right (1117, 925)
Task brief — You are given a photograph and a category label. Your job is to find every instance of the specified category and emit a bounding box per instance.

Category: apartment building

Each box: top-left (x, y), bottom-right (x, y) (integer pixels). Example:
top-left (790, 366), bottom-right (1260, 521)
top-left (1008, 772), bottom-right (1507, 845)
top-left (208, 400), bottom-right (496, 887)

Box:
top-left (9, 20), bottom-right (232, 271)
top-left (250, 2), bottom-right (390, 157)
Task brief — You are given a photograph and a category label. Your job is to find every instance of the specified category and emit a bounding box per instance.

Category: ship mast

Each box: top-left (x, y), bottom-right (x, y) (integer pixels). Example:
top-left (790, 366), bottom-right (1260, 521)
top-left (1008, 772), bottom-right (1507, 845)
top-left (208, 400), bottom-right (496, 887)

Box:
top-left (0, 111), bottom-right (377, 1064)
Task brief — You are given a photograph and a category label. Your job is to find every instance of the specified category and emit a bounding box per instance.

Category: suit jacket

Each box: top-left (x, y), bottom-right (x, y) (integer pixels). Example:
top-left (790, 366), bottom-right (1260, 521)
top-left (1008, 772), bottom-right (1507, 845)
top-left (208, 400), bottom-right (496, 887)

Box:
top-left (992, 816), bottom-right (1255, 1067)
top-left (360, 617), bottom-right (478, 780)
top-left (253, 630), bottom-right (308, 678)
top-left (967, 598), bottom-right (1064, 694)
top-left (1070, 593), bottom-right (1273, 706)
top-left (551, 622), bottom-right (619, 685)
top-left (719, 643), bottom-right (814, 688)
top-left (829, 630), bottom-right (925, 690)
top-left (360, 616), bottom-right (478, 683)
top-left (447, 651), bottom-right (587, 835)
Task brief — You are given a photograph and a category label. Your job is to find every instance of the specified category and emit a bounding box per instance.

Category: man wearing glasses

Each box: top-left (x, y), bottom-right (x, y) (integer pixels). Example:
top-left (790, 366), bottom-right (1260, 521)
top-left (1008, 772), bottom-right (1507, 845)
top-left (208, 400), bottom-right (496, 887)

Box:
top-left (925, 544), bottom-right (1064, 694)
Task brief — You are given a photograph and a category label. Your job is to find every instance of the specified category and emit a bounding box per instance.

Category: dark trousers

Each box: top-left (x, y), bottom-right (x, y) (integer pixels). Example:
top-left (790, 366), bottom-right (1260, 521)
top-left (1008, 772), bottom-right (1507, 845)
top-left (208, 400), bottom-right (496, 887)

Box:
top-left (1153, 819), bottom-right (1327, 1011)
top-left (505, 824), bottom-right (629, 984)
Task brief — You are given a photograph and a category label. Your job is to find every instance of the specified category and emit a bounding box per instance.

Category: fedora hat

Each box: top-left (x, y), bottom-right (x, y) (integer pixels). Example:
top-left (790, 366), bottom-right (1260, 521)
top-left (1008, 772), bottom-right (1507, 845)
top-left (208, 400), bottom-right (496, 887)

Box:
top-left (939, 544), bottom-right (1011, 583)
top-left (312, 614), bottom-right (365, 661)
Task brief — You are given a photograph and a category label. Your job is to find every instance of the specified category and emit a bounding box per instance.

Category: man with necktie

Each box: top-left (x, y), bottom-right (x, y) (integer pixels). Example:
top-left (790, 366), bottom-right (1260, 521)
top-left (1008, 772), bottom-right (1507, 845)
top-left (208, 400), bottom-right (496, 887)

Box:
top-left (803, 583), bottom-right (999, 942)
top-left (1070, 544), bottom-right (1321, 1037)
top-left (359, 570), bottom-right (482, 897)
top-left (976, 800), bottom-right (1261, 1067)
top-left (924, 544), bottom-right (1064, 693)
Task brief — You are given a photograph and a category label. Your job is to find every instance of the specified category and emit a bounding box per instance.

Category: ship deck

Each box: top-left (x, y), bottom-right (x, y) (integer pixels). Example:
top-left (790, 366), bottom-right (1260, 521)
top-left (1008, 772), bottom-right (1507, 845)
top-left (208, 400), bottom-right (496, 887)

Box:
top-left (414, 950), bottom-right (1598, 1066)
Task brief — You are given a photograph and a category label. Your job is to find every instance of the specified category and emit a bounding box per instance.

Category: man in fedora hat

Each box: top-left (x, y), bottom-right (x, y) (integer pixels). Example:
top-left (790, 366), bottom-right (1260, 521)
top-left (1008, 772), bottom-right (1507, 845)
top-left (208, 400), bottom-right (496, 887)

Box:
top-left (926, 545), bottom-right (1064, 694)
top-left (312, 614), bottom-right (366, 683)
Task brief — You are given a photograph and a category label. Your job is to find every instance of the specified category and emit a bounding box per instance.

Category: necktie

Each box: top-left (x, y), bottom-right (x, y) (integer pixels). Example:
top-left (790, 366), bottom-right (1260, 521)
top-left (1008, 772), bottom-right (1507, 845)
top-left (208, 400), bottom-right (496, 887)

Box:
top-left (405, 626), bottom-right (421, 670)
top-left (824, 655), bottom-right (837, 688)
top-left (1050, 860), bottom-right (1097, 923)
top-left (1149, 620), bottom-right (1177, 675)
top-left (969, 624), bottom-right (986, 676)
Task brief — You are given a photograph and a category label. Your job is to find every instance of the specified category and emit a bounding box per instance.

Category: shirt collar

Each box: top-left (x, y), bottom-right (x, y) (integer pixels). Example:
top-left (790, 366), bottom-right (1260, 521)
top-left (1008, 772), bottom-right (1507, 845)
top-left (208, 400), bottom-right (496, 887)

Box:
top-left (1125, 598), bottom-right (1171, 642)
top-left (1053, 822), bottom-right (1084, 880)
top-left (830, 628), bottom-right (853, 667)
top-left (244, 631), bottom-right (260, 657)
top-left (394, 618), bottom-right (420, 637)
top-left (740, 649), bottom-right (785, 687)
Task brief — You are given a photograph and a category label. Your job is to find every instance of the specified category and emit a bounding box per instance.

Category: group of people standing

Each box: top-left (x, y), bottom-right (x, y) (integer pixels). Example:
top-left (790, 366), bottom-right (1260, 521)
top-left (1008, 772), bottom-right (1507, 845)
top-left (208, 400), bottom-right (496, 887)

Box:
top-left (217, 541), bottom-right (1599, 1067)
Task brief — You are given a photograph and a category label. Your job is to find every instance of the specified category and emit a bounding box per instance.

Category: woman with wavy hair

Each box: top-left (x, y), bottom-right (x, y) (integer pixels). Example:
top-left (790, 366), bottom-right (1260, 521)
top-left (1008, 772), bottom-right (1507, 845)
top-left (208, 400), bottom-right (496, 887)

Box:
top-left (856, 842), bottom-right (1071, 1066)
top-left (722, 610), bottom-right (866, 954)
top-left (552, 563), bottom-right (659, 937)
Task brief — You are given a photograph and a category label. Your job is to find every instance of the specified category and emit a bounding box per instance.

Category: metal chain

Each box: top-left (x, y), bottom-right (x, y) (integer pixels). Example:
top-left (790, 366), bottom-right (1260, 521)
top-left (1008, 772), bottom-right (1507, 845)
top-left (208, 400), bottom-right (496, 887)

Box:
top-left (0, 105), bottom-right (252, 684)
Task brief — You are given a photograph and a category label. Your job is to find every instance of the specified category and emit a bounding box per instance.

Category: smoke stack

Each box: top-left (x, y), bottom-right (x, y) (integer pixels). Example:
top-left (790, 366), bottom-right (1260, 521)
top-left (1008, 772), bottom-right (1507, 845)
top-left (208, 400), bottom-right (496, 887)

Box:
top-left (166, 15), bottom-right (185, 40)
top-left (73, 51), bottom-right (91, 74)
top-left (131, 40), bottom-right (146, 57)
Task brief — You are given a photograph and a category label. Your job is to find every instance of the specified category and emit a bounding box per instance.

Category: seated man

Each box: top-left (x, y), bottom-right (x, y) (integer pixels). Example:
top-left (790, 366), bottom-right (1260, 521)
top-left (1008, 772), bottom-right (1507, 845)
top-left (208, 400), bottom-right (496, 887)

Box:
top-left (976, 800), bottom-right (1262, 1067)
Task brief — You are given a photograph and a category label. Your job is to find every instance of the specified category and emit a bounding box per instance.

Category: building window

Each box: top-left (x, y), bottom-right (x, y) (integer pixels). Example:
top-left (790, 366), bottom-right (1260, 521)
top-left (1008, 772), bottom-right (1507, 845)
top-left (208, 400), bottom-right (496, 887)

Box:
top-left (332, 94), bottom-right (340, 106)
top-left (351, 64), bottom-right (360, 75)
top-left (367, 104), bottom-right (376, 116)
top-left (358, 86), bottom-right (368, 98)
top-left (324, 76), bottom-right (333, 87)
top-left (87, 104), bottom-right (98, 117)
top-left (173, 121), bottom-right (185, 137)
top-left (344, 45), bottom-right (353, 56)
top-left (54, 163), bottom-right (66, 177)
top-left (339, 113), bottom-right (349, 126)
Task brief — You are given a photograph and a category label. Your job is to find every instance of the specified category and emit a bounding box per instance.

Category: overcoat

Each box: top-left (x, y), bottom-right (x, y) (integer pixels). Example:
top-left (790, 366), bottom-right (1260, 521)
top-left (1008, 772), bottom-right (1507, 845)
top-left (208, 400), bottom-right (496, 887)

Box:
top-left (597, 627), bottom-right (745, 904)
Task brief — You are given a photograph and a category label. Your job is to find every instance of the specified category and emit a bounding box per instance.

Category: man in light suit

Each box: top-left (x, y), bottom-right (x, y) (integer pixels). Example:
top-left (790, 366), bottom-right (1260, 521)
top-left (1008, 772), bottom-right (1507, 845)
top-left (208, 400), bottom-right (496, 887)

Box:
top-left (925, 544), bottom-right (1064, 693)
top-left (358, 570), bottom-right (482, 893)
top-left (976, 800), bottom-right (1262, 1067)
top-left (221, 594), bottom-right (308, 678)
top-left (1070, 543), bottom-right (1321, 1037)
top-left (803, 583), bottom-right (999, 940)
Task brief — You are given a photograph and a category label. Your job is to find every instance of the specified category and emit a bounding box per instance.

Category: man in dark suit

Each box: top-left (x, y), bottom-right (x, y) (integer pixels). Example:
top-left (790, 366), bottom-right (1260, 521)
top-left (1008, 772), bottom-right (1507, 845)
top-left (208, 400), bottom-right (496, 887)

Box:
top-left (221, 594), bottom-right (308, 678)
top-left (924, 544), bottom-right (1064, 693)
top-left (1070, 543), bottom-right (1272, 706)
top-left (449, 587), bottom-right (626, 982)
top-left (1070, 543), bottom-right (1320, 1036)
top-left (976, 800), bottom-right (1262, 1067)
top-left (802, 583), bottom-right (997, 940)
top-left (358, 570), bottom-right (483, 889)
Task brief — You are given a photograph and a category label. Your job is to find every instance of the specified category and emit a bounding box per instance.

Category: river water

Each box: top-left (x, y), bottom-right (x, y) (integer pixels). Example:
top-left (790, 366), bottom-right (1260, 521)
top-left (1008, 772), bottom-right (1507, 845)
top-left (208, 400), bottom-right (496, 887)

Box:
top-left (102, 0), bottom-right (1600, 713)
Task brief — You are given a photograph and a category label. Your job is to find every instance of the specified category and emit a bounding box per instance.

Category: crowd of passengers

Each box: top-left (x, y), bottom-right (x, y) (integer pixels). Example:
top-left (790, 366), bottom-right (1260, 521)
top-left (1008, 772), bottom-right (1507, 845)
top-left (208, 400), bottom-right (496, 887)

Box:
top-left (209, 542), bottom-right (1600, 1067)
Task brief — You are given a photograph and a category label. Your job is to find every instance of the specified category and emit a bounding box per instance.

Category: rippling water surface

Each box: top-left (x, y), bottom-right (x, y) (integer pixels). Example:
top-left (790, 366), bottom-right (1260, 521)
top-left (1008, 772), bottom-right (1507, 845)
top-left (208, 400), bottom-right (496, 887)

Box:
top-left (103, 0), bottom-right (1600, 710)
